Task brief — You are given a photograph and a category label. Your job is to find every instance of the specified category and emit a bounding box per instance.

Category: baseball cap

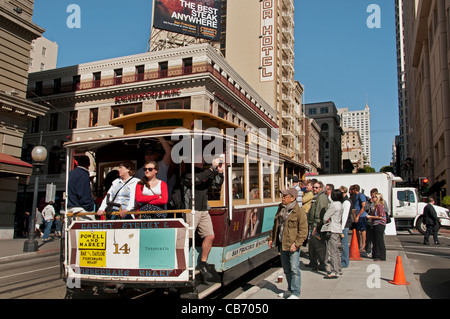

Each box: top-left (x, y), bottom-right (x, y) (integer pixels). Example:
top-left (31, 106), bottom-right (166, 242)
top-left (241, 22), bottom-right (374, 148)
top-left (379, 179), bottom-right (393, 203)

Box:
top-left (281, 187), bottom-right (298, 198)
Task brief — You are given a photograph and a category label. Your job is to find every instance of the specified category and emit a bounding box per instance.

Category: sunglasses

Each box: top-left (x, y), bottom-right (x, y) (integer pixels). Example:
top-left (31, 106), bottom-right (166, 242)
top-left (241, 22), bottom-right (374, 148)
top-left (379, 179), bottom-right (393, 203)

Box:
top-left (313, 186), bottom-right (320, 189)
top-left (144, 167), bottom-right (155, 172)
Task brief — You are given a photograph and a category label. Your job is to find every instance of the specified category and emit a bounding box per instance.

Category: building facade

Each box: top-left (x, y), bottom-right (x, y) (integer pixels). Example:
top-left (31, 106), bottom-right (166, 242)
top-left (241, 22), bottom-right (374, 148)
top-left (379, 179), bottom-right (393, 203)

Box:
top-left (0, 0), bottom-right (47, 238)
top-left (305, 102), bottom-right (342, 174)
top-left (29, 36), bottom-right (58, 73)
top-left (149, 0), bottom-right (308, 169)
top-left (25, 44), bottom-right (302, 213)
top-left (338, 105), bottom-right (371, 167)
top-left (342, 127), bottom-right (364, 173)
top-left (402, 0), bottom-right (449, 201)
top-left (394, 0), bottom-right (410, 178)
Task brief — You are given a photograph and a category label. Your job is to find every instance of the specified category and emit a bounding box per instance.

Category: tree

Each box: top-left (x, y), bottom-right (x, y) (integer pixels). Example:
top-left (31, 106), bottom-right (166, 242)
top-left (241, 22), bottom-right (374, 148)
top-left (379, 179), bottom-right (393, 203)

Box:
top-left (357, 166), bottom-right (376, 173)
top-left (380, 166), bottom-right (394, 173)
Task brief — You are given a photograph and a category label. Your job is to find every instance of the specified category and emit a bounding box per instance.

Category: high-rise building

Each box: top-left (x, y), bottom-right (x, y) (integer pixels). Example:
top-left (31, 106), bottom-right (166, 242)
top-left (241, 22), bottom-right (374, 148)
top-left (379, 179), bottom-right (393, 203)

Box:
top-left (401, 0), bottom-right (449, 200)
top-left (148, 0), bottom-right (308, 169)
top-left (394, 0), bottom-right (409, 179)
top-left (338, 105), bottom-right (371, 167)
top-left (0, 0), bottom-right (47, 238)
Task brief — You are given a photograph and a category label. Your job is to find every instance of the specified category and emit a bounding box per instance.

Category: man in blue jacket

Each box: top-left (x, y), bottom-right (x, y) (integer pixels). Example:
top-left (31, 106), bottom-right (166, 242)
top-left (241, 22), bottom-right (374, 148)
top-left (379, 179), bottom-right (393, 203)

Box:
top-left (67, 155), bottom-right (95, 220)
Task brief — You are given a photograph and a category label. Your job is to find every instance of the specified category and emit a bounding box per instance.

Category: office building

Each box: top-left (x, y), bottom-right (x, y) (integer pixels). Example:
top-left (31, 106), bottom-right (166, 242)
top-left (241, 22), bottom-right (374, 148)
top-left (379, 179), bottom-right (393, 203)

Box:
top-left (401, 0), bottom-right (449, 200)
top-left (338, 105), bottom-right (371, 167)
top-left (394, 0), bottom-right (409, 178)
top-left (0, 0), bottom-right (47, 238)
top-left (305, 102), bottom-right (343, 174)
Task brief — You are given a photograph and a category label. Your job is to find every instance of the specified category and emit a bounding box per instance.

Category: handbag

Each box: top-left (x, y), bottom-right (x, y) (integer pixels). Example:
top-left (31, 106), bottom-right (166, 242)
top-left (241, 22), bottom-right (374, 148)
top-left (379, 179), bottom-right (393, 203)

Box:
top-left (105, 177), bottom-right (134, 214)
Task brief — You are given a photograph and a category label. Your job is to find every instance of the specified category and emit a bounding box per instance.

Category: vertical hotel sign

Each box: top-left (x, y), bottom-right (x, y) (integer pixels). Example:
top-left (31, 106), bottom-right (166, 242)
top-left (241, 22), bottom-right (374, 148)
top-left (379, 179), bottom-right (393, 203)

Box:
top-left (260, 0), bottom-right (275, 82)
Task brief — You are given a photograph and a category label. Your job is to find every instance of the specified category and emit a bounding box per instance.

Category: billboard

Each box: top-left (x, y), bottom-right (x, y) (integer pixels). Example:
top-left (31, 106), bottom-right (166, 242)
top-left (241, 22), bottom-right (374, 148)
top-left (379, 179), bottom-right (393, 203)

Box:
top-left (153, 0), bottom-right (222, 41)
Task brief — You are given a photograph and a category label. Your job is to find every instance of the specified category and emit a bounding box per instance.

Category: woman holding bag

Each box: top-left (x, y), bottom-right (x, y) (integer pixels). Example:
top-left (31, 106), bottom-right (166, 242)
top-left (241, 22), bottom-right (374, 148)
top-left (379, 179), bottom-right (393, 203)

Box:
top-left (135, 161), bottom-right (168, 219)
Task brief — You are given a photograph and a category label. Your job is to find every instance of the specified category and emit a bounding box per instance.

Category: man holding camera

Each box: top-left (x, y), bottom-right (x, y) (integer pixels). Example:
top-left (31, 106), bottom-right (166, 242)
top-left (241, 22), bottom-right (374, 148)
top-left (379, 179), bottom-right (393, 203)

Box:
top-left (182, 157), bottom-right (224, 281)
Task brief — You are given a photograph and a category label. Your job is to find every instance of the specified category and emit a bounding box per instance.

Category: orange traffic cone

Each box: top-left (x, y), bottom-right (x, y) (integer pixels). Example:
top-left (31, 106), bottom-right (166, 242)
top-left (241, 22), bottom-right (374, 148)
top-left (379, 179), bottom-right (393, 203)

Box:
top-left (349, 229), bottom-right (362, 261)
top-left (389, 256), bottom-right (410, 285)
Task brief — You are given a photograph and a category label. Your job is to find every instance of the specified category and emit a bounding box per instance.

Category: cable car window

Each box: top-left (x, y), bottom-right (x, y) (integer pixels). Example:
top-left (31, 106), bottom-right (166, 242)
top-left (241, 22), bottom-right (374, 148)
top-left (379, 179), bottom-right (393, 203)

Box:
top-left (263, 161), bottom-right (272, 199)
top-left (232, 155), bottom-right (245, 200)
top-left (249, 160), bottom-right (260, 200)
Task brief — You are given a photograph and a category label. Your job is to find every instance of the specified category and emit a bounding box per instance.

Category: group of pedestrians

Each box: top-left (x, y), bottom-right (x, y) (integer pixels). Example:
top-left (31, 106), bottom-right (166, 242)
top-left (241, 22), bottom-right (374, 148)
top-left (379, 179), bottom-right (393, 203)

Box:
top-left (269, 177), bottom-right (391, 299)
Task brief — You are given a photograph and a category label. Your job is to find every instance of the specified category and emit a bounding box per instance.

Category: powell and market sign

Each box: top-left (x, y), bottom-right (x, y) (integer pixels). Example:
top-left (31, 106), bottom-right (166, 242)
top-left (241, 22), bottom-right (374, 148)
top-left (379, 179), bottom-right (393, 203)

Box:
top-left (115, 88), bottom-right (181, 104)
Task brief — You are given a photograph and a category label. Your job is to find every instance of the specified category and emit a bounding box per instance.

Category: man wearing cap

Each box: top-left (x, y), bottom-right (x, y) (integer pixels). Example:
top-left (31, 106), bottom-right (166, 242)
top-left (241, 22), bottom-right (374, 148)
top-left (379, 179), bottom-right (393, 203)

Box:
top-left (268, 187), bottom-right (308, 299)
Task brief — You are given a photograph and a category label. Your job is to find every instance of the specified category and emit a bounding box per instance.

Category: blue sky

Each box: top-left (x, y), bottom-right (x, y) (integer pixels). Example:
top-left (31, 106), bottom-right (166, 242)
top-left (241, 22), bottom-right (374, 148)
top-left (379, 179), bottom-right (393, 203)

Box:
top-left (32, 0), bottom-right (399, 171)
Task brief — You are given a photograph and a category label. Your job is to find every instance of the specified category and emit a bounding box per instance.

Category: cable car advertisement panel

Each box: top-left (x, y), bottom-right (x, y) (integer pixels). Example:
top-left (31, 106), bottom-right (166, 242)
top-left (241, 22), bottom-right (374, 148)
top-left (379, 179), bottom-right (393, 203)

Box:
top-left (67, 219), bottom-right (189, 282)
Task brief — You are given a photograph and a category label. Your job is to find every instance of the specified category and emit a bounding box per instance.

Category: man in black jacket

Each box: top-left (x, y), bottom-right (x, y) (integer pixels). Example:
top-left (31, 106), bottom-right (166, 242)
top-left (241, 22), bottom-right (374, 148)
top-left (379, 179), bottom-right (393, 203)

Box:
top-left (423, 197), bottom-right (441, 245)
top-left (182, 157), bottom-right (224, 281)
top-left (67, 155), bottom-right (95, 220)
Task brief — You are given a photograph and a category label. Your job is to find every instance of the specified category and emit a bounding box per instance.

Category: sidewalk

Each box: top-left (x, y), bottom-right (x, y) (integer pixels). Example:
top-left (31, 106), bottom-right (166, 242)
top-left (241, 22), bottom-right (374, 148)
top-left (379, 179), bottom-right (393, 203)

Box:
top-left (237, 235), bottom-right (426, 299)
top-left (0, 236), bottom-right (61, 270)
top-left (0, 235), bottom-right (426, 299)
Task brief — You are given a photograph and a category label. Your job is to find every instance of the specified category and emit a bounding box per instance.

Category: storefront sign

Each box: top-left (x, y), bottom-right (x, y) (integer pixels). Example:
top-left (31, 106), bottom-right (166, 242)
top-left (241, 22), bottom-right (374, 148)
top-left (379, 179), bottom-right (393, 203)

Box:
top-left (115, 88), bottom-right (181, 104)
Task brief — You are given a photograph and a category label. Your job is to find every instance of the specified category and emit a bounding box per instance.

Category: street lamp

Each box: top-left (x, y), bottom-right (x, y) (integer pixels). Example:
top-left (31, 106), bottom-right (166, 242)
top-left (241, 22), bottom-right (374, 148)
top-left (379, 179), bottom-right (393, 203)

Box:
top-left (23, 145), bottom-right (47, 252)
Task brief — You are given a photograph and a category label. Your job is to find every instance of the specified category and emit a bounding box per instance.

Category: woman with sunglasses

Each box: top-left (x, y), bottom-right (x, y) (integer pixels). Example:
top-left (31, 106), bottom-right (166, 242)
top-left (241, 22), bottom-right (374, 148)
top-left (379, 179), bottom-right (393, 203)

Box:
top-left (135, 161), bottom-right (168, 219)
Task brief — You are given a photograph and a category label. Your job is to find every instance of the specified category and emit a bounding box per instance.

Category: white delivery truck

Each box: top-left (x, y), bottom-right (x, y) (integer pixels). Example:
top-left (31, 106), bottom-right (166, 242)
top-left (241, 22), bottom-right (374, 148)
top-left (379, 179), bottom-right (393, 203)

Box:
top-left (313, 172), bottom-right (450, 235)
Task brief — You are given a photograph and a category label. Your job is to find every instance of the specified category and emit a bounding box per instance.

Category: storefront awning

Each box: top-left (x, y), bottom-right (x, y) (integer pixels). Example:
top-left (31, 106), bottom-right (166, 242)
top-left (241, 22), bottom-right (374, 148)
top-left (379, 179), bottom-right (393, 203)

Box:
top-left (0, 153), bottom-right (33, 176)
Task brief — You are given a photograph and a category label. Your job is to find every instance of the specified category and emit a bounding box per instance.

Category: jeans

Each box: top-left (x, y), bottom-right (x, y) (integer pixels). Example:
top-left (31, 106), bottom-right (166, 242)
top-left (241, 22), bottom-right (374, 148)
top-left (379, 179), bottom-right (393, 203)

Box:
top-left (280, 247), bottom-right (301, 297)
top-left (341, 228), bottom-right (349, 268)
top-left (43, 219), bottom-right (53, 239)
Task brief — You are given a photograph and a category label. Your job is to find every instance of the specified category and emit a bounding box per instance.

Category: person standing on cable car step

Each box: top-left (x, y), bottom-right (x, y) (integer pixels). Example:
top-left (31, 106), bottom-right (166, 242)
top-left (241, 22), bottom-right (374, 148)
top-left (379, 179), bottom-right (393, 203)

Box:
top-left (135, 161), bottom-right (168, 219)
top-left (182, 156), bottom-right (224, 282)
top-left (97, 160), bottom-right (140, 220)
top-left (268, 187), bottom-right (308, 299)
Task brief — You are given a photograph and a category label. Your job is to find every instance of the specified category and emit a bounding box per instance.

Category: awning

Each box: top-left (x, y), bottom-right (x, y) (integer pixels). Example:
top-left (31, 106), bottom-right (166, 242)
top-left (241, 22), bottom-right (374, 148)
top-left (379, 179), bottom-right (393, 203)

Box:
top-left (0, 153), bottom-right (33, 176)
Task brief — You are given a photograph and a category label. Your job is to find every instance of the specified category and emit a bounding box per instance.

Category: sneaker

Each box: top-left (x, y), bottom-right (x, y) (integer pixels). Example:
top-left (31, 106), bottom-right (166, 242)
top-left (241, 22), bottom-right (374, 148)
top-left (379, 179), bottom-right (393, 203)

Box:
top-left (277, 291), bottom-right (292, 298)
top-left (287, 294), bottom-right (300, 299)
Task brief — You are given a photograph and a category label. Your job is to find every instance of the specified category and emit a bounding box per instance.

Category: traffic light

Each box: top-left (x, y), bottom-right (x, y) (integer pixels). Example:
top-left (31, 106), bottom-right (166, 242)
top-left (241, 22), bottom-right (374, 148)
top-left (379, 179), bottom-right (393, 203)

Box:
top-left (420, 178), bottom-right (429, 194)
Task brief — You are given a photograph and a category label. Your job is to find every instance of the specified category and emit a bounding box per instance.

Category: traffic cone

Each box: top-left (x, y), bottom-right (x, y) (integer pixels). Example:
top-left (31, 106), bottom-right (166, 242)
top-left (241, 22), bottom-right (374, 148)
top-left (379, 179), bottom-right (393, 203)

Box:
top-left (349, 229), bottom-right (362, 261)
top-left (389, 256), bottom-right (410, 285)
